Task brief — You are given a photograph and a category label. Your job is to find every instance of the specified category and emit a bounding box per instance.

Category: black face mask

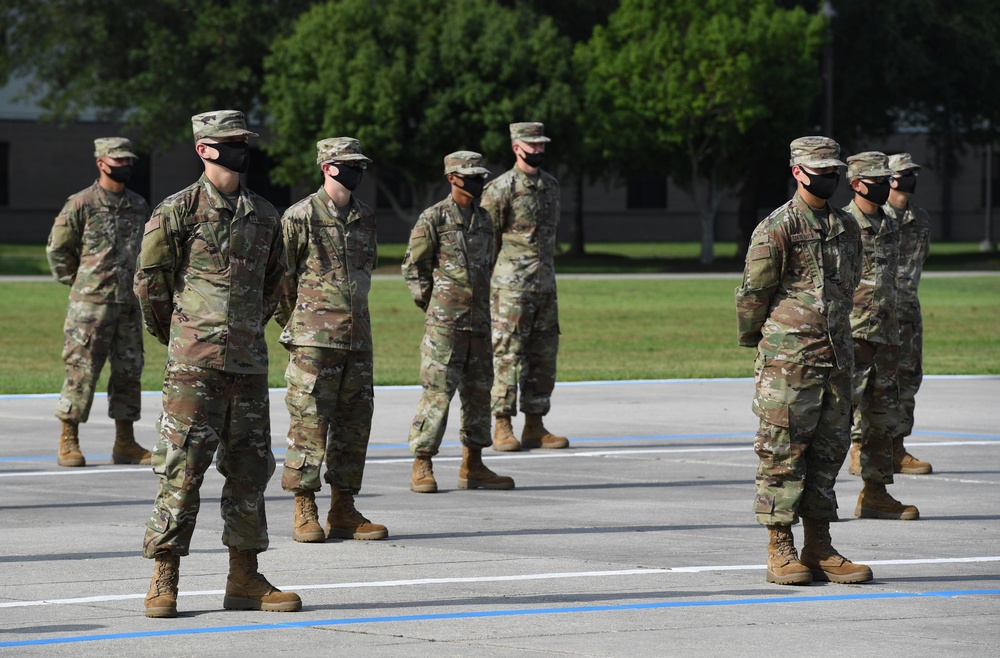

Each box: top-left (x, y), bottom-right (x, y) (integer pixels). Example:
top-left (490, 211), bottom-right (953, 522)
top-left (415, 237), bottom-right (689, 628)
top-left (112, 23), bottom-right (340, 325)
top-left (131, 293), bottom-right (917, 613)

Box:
top-left (206, 141), bottom-right (250, 174)
top-left (106, 164), bottom-right (132, 183)
top-left (456, 175), bottom-right (485, 199)
top-left (802, 171), bottom-right (840, 200)
top-left (520, 151), bottom-right (544, 168)
top-left (894, 175), bottom-right (918, 194)
top-left (330, 164), bottom-right (364, 191)
top-left (859, 180), bottom-right (891, 205)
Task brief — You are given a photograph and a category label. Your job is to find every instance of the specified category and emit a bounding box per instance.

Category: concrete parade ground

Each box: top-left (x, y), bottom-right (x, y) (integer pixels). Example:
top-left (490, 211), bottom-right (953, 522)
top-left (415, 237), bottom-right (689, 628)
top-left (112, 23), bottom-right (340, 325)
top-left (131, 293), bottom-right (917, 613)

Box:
top-left (0, 377), bottom-right (998, 656)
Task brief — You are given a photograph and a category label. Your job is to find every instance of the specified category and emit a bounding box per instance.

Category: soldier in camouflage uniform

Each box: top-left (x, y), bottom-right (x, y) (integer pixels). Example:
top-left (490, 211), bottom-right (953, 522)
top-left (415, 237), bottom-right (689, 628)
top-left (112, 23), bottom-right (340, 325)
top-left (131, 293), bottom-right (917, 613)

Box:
top-left (46, 137), bottom-right (151, 468)
top-left (843, 152), bottom-right (920, 521)
top-left (275, 137), bottom-right (387, 543)
top-left (135, 110), bottom-right (300, 618)
top-left (736, 136), bottom-right (871, 586)
top-left (480, 122), bottom-right (568, 452)
top-left (881, 154), bottom-right (933, 474)
top-left (402, 151), bottom-right (515, 494)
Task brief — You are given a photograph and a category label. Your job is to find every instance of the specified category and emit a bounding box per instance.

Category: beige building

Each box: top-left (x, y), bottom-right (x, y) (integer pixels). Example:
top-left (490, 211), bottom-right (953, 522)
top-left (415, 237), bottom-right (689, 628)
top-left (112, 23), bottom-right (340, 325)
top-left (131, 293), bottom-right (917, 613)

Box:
top-left (1, 82), bottom-right (994, 246)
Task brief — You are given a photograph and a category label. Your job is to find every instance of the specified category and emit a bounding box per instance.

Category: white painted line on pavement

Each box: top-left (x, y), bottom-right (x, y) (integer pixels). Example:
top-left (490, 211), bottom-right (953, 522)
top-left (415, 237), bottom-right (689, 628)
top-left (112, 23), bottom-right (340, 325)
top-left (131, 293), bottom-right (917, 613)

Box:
top-left (2, 555), bottom-right (998, 609)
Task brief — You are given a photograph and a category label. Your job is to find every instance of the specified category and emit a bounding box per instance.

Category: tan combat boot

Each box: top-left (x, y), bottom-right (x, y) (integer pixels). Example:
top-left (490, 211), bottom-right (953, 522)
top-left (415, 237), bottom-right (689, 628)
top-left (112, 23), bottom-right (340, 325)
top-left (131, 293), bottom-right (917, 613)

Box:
top-left (144, 554), bottom-right (180, 618)
top-left (847, 441), bottom-right (861, 476)
top-left (799, 518), bottom-right (873, 583)
top-left (521, 413), bottom-right (569, 450)
top-left (458, 445), bottom-right (515, 490)
top-left (855, 482), bottom-right (920, 520)
top-left (492, 415), bottom-right (521, 452)
top-left (292, 491), bottom-right (326, 543)
top-left (112, 419), bottom-right (152, 465)
top-left (326, 489), bottom-right (388, 540)
top-left (57, 420), bottom-right (85, 467)
top-left (765, 525), bottom-right (812, 585)
top-left (411, 456), bottom-right (438, 493)
top-left (223, 548), bottom-right (302, 612)
top-left (893, 436), bottom-right (932, 474)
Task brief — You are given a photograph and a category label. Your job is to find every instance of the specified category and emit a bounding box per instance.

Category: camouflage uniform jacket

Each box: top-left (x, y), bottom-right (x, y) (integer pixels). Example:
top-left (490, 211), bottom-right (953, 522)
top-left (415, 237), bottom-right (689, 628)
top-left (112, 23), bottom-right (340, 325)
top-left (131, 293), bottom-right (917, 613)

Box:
top-left (845, 200), bottom-right (900, 345)
top-left (275, 188), bottom-right (377, 351)
top-left (134, 174), bottom-right (285, 374)
top-left (884, 200), bottom-right (930, 324)
top-left (736, 193), bottom-right (862, 369)
top-left (480, 166), bottom-right (559, 292)
top-left (402, 196), bottom-right (495, 334)
top-left (46, 180), bottom-right (149, 304)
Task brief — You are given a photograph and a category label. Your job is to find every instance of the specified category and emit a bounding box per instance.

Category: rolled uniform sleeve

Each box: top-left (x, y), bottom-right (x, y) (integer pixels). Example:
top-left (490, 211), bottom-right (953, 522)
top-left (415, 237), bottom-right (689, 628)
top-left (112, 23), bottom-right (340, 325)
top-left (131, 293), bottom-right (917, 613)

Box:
top-left (735, 228), bottom-right (785, 347)
top-left (133, 212), bottom-right (177, 345)
top-left (274, 214), bottom-right (304, 330)
top-left (46, 201), bottom-right (83, 286)
top-left (261, 217), bottom-right (287, 324)
top-left (401, 215), bottom-right (437, 311)
top-left (480, 181), bottom-right (507, 266)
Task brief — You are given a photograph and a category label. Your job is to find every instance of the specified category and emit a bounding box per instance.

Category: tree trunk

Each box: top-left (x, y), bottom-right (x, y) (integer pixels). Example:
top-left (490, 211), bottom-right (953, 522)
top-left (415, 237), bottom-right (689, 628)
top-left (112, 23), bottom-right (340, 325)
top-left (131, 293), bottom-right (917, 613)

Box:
top-left (737, 164), bottom-right (764, 259)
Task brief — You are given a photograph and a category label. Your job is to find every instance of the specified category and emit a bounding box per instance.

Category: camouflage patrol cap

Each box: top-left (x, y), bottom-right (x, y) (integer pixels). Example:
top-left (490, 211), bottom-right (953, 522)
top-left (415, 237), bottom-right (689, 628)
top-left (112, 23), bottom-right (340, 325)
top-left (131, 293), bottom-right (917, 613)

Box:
top-left (888, 152), bottom-right (922, 172)
top-left (789, 136), bottom-right (846, 168)
top-left (191, 110), bottom-right (259, 142)
top-left (93, 137), bottom-right (138, 160)
top-left (444, 151), bottom-right (491, 176)
top-left (316, 137), bottom-right (372, 166)
top-left (846, 151), bottom-right (894, 180)
top-left (510, 122), bottom-right (551, 144)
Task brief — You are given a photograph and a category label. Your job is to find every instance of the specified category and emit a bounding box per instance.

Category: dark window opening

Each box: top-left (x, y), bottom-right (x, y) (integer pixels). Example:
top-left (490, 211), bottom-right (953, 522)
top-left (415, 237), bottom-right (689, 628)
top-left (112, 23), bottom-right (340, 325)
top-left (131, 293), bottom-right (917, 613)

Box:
top-left (375, 167), bottom-right (414, 210)
top-left (626, 171), bottom-right (667, 209)
top-left (127, 151), bottom-right (152, 205)
top-left (247, 147), bottom-right (291, 209)
top-left (0, 142), bottom-right (9, 206)
top-left (981, 149), bottom-right (1000, 208)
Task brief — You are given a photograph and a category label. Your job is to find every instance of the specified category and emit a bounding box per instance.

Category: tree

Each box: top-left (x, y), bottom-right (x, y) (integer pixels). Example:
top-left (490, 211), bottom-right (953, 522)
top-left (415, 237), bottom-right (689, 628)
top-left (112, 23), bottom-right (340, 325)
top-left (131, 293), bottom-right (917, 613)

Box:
top-left (822, 0), bottom-right (1000, 240)
top-left (0, 0), bottom-right (312, 151)
top-left (262, 0), bottom-right (578, 227)
top-left (579, 0), bottom-right (827, 264)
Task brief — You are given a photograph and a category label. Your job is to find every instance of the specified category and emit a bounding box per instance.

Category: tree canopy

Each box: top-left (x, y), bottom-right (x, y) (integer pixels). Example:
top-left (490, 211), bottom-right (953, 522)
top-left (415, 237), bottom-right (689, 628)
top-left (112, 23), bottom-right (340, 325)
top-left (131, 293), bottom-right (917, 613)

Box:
top-left (262, 0), bottom-right (577, 223)
top-left (0, 0), bottom-right (312, 150)
top-left (579, 0), bottom-right (826, 263)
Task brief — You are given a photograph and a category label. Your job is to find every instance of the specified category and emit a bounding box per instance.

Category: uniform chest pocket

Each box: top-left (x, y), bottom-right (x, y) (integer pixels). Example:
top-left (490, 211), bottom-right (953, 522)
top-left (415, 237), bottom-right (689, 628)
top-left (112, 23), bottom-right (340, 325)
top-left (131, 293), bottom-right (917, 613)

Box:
top-left (438, 227), bottom-right (466, 267)
top-left (232, 218), bottom-right (273, 266)
top-left (346, 224), bottom-right (376, 272)
top-left (790, 231), bottom-right (822, 284)
top-left (83, 211), bottom-right (115, 253)
top-left (184, 215), bottom-right (228, 271)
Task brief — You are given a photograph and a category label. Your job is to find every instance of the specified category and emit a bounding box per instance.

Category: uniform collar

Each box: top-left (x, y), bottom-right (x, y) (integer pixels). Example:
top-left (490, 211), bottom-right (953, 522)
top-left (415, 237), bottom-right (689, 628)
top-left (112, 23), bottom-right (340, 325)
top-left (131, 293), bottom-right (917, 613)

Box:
top-left (791, 192), bottom-right (842, 238)
top-left (199, 173), bottom-right (253, 219)
top-left (317, 187), bottom-right (360, 223)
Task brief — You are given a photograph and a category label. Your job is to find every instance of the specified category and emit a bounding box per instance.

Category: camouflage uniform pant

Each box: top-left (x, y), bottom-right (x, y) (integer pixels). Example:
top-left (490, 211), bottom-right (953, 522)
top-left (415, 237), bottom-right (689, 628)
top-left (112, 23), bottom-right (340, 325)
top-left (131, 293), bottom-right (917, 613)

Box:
top-left (409, 326), bottom-right (493, 457)
top-left (751, 356), bottom-right (852, 526)
top-left (895, 315), bottom-right (923, 440)
top-left (490, 289), bottom-right (559, 417)
top-left (281, 346), bottom-right (374, 495)
top-left (55, 300), bottom-right (143, 423)
top-left (143, 359), bottom-right (275, 558)
top-left (849, 338), bottom-right (899, 485)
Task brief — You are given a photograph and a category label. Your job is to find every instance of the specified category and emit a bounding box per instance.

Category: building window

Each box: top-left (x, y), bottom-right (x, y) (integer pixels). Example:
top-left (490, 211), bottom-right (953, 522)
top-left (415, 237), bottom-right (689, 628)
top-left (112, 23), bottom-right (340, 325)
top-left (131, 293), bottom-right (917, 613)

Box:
top-left (982, 148), bottom-right (1000, 208)
top-left (0, 143), bottom-right (8, 206)
top-left (626, 171), bottom-right (667, 209)
top-left (128, 151), bottom-right (152, 205)
top-left (247, 147), bottom-right (291, 209)
top-left (375, 166), bottom-right (414, 210)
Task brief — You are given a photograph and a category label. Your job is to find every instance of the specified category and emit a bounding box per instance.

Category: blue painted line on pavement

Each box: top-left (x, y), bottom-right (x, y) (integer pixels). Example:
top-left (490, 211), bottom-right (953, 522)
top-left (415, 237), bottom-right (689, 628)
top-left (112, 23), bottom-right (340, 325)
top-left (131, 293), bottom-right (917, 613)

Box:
top-left (2, 588), bottom-right (997, 648)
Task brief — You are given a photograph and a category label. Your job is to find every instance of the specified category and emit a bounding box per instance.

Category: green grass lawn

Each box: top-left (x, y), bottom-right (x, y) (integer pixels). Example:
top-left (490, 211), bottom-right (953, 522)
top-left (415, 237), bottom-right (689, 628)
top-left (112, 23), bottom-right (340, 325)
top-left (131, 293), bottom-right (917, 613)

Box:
top-left (6, 241), bottom-right (999, 277)
top-left (2, 275), bottom-right (997, 395)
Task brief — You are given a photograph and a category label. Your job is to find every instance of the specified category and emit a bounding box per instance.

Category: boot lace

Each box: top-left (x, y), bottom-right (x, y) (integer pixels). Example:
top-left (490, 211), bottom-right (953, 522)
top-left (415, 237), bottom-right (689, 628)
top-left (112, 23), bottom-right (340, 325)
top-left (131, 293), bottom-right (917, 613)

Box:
top-left (151, 559), bottom-right (178, 596)
top-left (298, 496), bottom-right (319, 524)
